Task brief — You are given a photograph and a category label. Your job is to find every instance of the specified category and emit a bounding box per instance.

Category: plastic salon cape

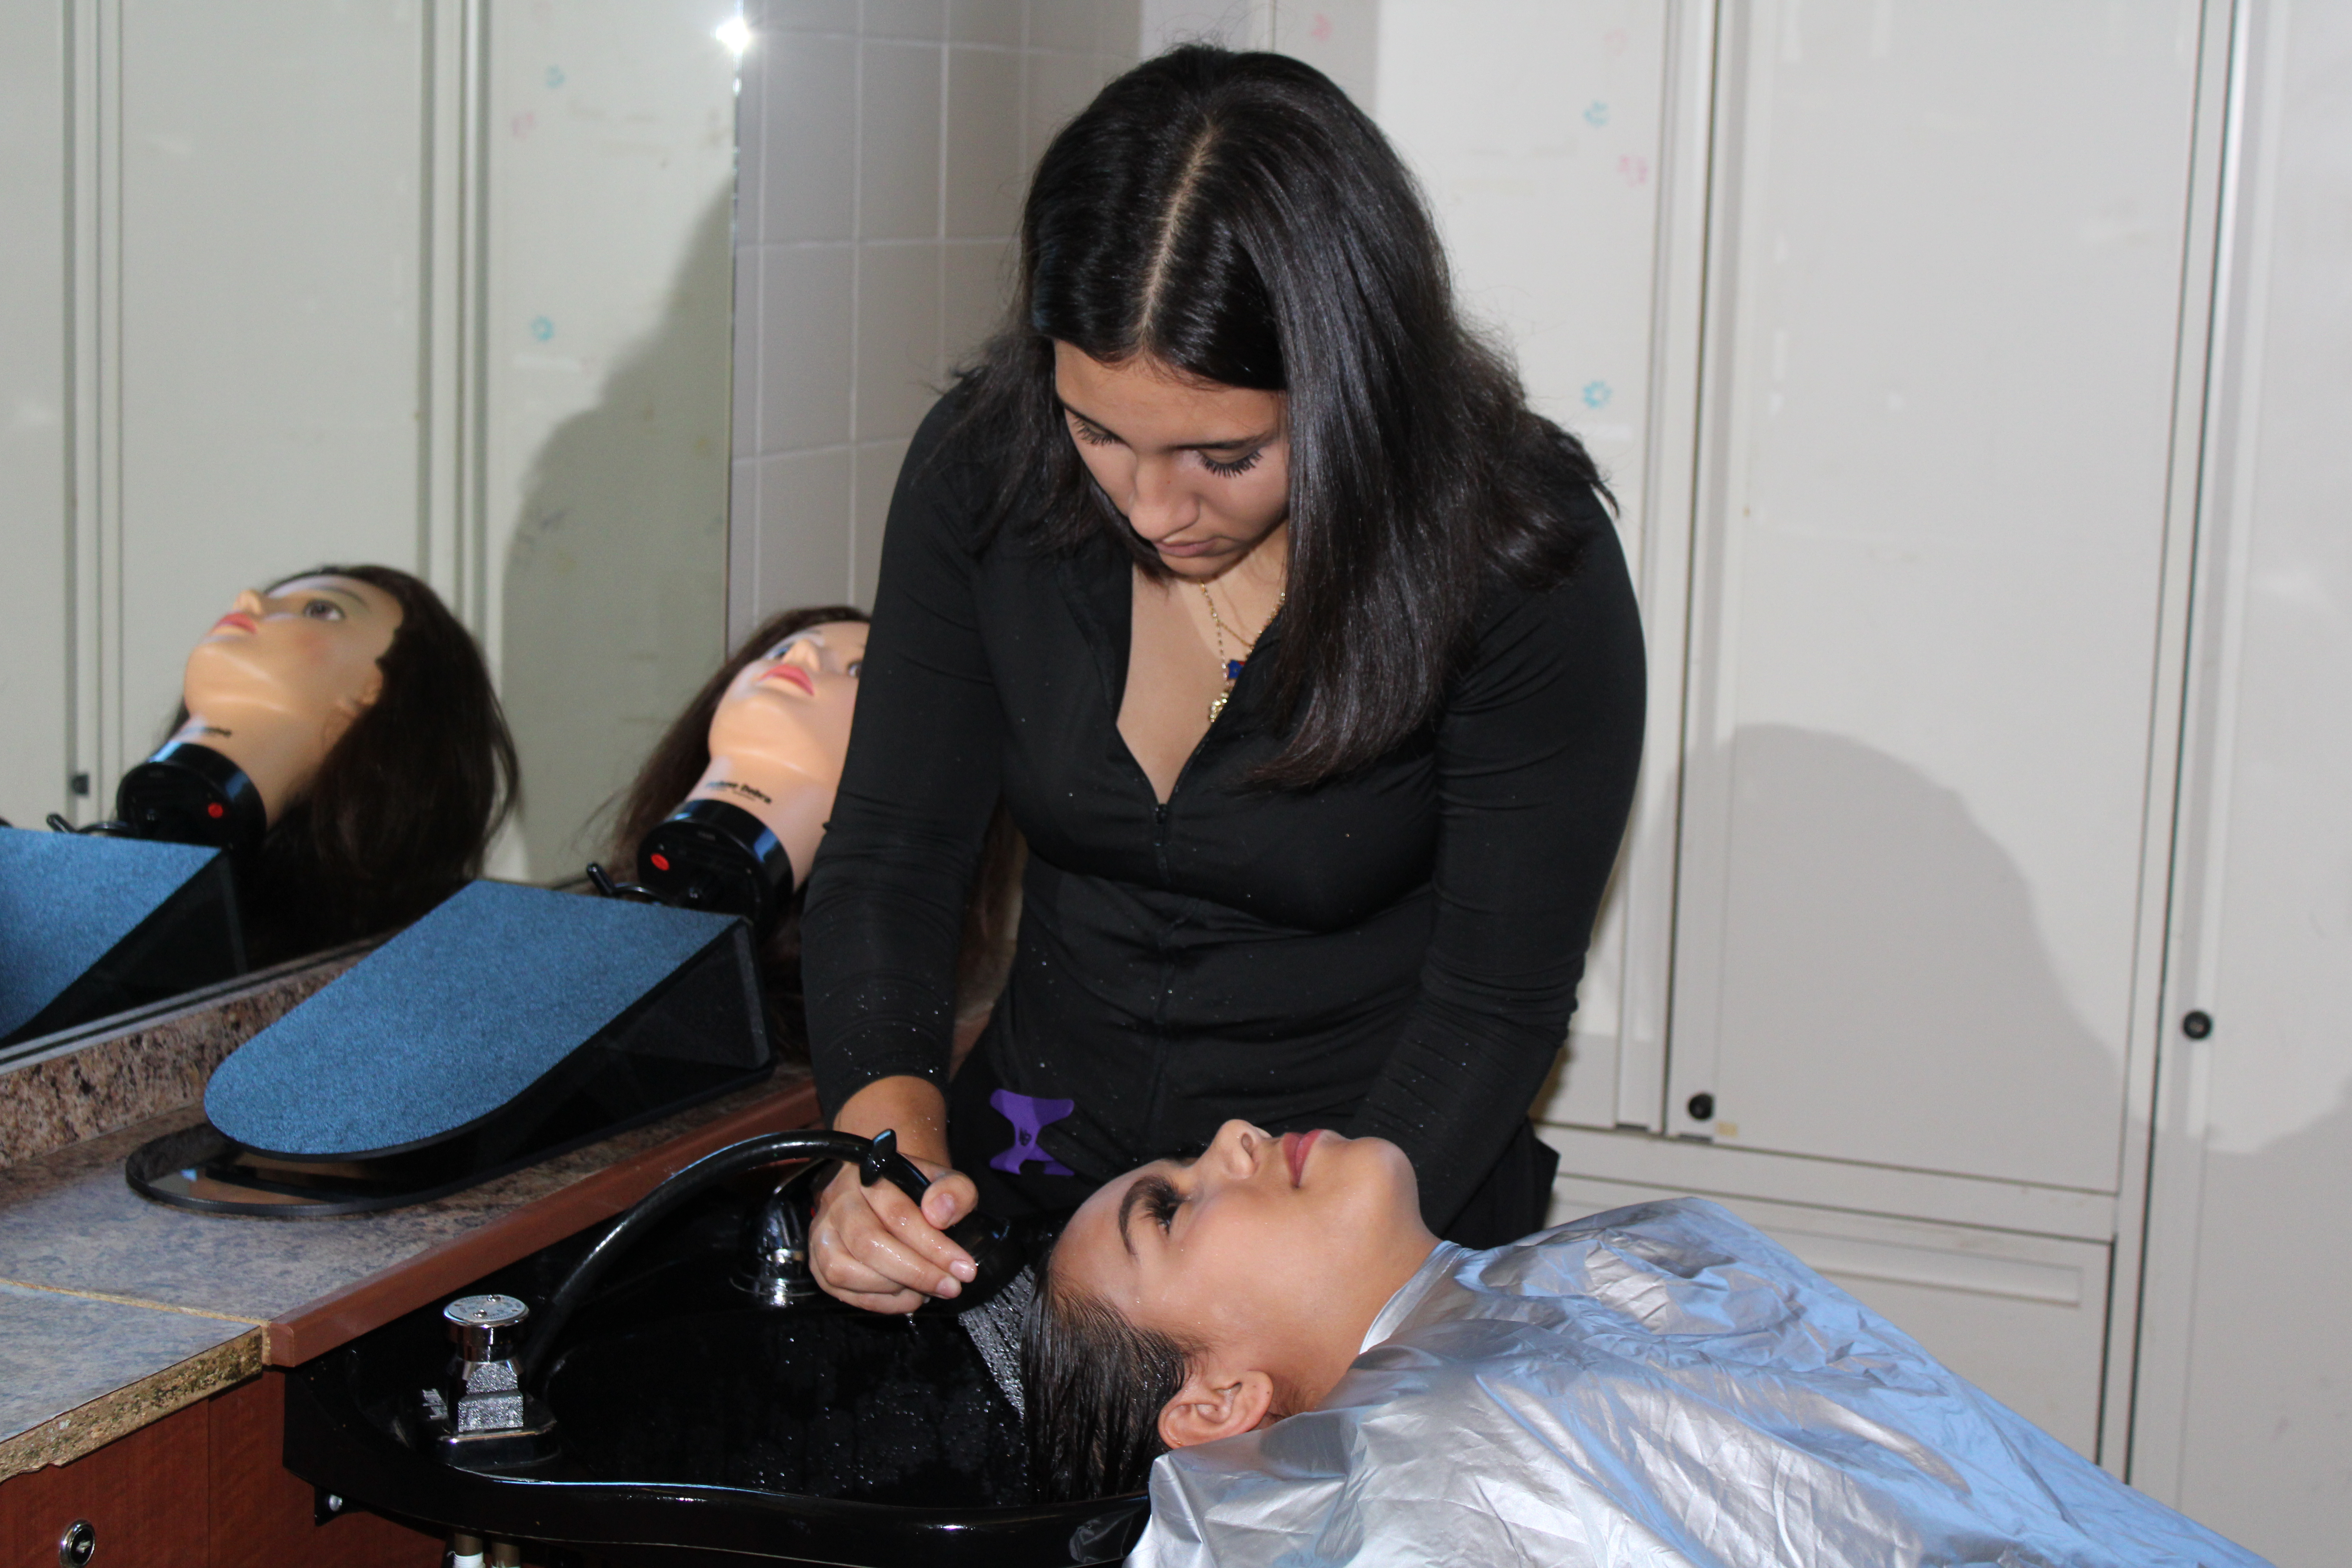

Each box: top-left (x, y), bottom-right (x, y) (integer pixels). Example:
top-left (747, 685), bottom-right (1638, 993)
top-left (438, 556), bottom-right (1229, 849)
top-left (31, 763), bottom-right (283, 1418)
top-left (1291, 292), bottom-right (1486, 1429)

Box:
top-left (1128, 1199), bottom-right (2267, 1568)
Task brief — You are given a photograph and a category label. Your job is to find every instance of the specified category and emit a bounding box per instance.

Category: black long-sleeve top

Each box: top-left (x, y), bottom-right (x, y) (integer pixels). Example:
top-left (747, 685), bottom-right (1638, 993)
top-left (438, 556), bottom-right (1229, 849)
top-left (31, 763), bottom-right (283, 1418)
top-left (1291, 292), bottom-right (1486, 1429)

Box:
top-left (804, 396), bottom-right (1646, 1227)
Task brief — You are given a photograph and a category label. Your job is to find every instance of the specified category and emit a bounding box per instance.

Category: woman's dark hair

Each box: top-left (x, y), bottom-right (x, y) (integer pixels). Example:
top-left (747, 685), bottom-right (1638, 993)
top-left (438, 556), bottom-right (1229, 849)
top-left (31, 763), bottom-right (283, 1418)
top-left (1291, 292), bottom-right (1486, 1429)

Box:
top-left (952, 44), bottom-right (1610, 787)
top-left (239, 564), bottom-right (518, 963)
top-left (610, 604), bottom-right (1024, 1059)
top-left (1022, 1252), bottom-right (1196, 1503)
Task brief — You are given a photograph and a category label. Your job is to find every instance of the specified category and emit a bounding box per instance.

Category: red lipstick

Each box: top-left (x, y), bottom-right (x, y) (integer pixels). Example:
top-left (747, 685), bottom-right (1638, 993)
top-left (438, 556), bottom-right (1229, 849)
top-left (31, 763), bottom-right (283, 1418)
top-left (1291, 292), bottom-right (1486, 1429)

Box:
top-left (1283, 1129), bottom-right (1320, 1187)
top-left (211, 612), bottom-right (258, 635)
top-left (759, 664), bottom-right (816, 696)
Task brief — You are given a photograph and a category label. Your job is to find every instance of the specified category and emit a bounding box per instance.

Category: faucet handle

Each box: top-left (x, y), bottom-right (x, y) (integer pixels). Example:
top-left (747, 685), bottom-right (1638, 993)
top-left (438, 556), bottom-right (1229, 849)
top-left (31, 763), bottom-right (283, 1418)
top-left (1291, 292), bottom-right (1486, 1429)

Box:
top-left (444, 1293), bottom-right (530, 1363)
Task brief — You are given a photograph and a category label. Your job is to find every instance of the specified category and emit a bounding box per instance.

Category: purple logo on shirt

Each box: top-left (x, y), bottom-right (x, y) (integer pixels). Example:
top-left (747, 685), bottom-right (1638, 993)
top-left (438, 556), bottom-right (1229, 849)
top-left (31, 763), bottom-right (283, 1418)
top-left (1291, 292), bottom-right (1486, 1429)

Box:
top-left (989, 1089), bottom-right (1076, 1176)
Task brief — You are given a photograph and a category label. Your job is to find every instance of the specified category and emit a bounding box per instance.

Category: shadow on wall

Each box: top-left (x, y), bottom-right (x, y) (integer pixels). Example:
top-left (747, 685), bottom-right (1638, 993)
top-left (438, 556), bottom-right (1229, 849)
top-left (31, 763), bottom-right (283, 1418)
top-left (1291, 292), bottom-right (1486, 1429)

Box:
top-left (501, 184), bottom-right (734, 878)
top-left (1682, 724), bottom-right (2123, 1185)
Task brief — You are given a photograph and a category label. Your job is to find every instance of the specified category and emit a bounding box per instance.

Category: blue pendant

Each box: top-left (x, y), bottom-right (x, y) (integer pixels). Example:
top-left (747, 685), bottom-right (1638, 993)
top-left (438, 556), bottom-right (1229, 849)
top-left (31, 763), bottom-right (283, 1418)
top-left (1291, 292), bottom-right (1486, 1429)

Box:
top-left (1224, 659), bottom-right (1246, 681)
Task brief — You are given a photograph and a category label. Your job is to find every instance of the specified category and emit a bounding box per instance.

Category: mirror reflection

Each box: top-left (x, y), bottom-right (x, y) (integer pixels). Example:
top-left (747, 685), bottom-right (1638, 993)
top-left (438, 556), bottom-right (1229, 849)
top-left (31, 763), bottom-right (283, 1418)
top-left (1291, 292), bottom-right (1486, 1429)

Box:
top-left (1, 2), bottom-right (744, 1043)
top-left (125, 567), bottom-right (516, 968)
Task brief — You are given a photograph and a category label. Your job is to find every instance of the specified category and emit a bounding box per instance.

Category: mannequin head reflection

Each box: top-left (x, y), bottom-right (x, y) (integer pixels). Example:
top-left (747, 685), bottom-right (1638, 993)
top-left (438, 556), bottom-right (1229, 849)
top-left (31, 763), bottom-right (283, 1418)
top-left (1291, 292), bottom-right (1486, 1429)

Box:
top-left (174, 574), bottom-right (405, 820)
top-left (160, 565), bottom-right (517, 964)
top-left (693, 619), bottom-right (871, 865)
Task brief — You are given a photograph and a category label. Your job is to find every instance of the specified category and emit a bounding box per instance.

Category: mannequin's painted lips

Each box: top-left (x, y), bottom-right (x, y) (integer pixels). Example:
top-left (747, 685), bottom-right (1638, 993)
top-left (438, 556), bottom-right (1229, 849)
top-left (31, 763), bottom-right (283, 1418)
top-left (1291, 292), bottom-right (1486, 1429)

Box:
top-left (211, 612), bottom-right (259, 635)
top-left (1283, 1129), bottom-right (1320, 1187)
top-left (759, 664), bottom-right (816, 696)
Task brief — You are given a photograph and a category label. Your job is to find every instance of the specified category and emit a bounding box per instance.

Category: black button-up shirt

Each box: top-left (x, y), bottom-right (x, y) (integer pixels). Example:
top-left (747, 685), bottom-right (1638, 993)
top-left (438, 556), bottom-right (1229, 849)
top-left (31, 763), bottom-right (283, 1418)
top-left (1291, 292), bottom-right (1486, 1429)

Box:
top-left (805, 396), bottom-right (1645, 1224)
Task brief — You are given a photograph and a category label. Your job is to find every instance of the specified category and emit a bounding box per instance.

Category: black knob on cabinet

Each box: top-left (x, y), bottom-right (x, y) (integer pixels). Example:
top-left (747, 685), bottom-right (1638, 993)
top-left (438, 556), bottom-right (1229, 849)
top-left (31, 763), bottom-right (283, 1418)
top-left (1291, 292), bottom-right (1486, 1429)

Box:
top-left (58, 1519), bottom-right (95, 1568)
top-left (1686, 1092), bottom-right (1716, 1122)
top-left (2181, 1010), bottom-right (2213, 1040)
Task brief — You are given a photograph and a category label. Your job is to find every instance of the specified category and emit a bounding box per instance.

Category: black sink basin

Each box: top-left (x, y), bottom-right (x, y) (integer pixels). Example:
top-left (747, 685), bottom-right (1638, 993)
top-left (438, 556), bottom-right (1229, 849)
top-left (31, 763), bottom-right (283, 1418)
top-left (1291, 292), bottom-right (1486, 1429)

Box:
top-left (284, 1178), bottom-right (1147, 1566)
top-left (547, 1307), bottom-right (1024, 1506)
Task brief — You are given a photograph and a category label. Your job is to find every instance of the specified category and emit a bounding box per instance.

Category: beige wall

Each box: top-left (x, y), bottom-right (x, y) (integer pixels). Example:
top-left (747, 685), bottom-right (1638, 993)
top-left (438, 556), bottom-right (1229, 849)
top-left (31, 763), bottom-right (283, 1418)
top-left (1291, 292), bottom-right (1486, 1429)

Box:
top-left (727, 0), bottom-right (1143, 639)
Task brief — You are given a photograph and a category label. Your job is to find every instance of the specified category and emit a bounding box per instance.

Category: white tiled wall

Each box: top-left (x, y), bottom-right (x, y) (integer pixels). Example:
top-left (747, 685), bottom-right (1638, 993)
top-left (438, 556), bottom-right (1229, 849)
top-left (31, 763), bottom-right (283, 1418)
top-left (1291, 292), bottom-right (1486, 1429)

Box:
top-left (730, 0), bottom-right (1143, 637)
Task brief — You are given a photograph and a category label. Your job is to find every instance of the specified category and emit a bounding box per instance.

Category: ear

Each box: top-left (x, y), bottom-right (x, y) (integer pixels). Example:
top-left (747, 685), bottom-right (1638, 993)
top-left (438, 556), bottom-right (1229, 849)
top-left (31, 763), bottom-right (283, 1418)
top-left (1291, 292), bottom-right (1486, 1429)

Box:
top-left (1157, 1367), bottom-right (1276, 1451)
top-left (340, 658), bottom-right (388, 717)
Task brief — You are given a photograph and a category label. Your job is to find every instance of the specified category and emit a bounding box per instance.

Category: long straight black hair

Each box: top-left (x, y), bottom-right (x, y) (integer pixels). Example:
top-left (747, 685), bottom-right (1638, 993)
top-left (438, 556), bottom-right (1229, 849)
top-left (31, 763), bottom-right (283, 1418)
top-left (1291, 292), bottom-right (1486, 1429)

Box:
top-left (952, 45), bottom-right (1609, 787)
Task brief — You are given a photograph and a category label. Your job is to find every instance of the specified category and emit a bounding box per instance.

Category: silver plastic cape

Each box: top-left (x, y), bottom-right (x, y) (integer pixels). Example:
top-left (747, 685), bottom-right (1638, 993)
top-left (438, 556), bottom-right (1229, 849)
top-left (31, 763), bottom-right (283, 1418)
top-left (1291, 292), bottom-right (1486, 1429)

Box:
top-left (1128, 1198), bottom-right (2268, 1568)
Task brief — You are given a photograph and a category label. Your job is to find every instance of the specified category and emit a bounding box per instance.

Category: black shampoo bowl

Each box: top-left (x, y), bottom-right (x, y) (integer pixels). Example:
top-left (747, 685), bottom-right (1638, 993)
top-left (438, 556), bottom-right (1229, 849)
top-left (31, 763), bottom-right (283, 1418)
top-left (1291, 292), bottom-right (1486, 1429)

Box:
top-left (285, 1135), bottom-right (1146, 1566)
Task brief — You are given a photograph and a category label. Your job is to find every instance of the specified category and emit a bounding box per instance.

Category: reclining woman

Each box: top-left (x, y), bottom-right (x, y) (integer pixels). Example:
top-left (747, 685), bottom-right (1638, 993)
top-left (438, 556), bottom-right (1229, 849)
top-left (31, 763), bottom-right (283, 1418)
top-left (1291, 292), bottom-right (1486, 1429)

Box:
top-left (1025, 1122), bottom-right (2265, 1567)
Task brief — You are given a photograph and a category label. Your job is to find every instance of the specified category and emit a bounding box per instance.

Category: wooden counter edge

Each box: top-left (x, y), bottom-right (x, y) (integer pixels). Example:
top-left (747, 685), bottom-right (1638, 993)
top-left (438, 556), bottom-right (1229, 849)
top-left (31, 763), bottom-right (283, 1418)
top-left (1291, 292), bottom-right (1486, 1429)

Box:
top-left (262, 1078), bottom-right (822, 1367)
top-left (0, 1326), bottom-right (265, 1481)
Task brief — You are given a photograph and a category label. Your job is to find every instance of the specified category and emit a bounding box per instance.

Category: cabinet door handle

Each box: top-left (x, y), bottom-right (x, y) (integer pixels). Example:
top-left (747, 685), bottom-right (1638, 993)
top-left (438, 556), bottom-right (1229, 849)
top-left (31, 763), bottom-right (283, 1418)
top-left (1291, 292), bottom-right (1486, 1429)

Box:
top-left (58, 1519), bottom-right (96, 1568)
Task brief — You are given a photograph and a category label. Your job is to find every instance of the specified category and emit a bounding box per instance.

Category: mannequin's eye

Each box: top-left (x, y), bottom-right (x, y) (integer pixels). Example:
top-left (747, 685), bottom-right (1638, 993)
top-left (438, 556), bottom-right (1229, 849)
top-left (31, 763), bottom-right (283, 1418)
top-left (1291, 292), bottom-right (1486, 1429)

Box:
top-left (301, 599), bottom-right (346, 621)
top-left (845, 659), bottom-right (862, 677)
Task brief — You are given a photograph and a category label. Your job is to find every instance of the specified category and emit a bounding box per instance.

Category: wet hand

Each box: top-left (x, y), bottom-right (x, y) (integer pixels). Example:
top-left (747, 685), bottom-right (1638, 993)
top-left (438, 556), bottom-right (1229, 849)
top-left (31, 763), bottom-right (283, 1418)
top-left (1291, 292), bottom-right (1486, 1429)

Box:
top-left (808, 1153), bottom-right (980, 1314)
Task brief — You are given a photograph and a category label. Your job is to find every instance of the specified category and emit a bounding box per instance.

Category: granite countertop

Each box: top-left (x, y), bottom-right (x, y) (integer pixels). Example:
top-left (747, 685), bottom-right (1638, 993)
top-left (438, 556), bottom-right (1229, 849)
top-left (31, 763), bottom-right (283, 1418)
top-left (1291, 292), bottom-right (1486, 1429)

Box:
top-left (0, 1072), bottom-right (818, 1479)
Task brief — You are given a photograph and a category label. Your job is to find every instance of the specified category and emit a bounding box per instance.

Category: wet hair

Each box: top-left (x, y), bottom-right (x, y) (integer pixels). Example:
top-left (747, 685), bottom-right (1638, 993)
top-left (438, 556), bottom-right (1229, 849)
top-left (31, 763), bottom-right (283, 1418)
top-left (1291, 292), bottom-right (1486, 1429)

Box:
top-left (1022, 1250), bottom-right (1197, 1503)
top-left (950, 45), bottom-right (1610, 788)
top-left (610, 604), bottom-right (1024, 1059)
top-left (235, 564), bottom-right (519, 964)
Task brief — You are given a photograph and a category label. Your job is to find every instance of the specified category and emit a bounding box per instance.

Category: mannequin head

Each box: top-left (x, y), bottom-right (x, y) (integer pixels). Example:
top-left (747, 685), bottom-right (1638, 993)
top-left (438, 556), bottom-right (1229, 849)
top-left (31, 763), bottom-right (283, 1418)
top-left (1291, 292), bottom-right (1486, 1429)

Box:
top-left (176, 574), bottom-right (405, 819)
top-left (614, 605), bottom-right (871, 864)
top-left (169, 565), bottom-right (518, 964)
top-left (1022, 1121), bottom-right (1437, 1502)
top-left (612, 604), bottom-right (1023, 1058)
top-left (697, 618), bottom-right (871, 811)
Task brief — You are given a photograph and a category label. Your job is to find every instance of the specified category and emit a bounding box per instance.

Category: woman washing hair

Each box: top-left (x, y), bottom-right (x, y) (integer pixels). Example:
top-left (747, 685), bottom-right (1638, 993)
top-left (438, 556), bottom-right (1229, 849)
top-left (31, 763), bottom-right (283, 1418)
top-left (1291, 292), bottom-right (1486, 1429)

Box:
top-left (1025, 1125), bottom-right (2267, 1567)
top-left (805, 43), bottom-right (1645, 1312)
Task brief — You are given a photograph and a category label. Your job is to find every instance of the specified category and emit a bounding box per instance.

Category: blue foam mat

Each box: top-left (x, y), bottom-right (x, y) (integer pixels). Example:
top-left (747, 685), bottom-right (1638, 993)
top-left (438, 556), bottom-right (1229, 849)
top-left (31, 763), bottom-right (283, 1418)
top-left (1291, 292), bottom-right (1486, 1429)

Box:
top-left (205, 880), bottom-right (739, 1157)
top-left (0, 828), bottom-right (223, 1040)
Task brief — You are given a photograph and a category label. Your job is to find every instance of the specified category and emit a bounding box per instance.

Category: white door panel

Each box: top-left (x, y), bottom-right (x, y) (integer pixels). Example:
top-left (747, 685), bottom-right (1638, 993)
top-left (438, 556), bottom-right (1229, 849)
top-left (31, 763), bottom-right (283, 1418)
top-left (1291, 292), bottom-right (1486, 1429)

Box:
top-left (2135, 3), bottom-right (2352, 1558)
top-left (1671, 0), bottom-right (2203, 1187)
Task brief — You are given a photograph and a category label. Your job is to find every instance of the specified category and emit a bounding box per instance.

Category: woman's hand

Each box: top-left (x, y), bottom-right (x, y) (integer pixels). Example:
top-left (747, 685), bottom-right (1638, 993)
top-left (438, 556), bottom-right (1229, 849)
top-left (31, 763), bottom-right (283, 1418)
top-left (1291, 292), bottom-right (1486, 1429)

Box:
top-left (809, 1075), bottom-right (982, 1313)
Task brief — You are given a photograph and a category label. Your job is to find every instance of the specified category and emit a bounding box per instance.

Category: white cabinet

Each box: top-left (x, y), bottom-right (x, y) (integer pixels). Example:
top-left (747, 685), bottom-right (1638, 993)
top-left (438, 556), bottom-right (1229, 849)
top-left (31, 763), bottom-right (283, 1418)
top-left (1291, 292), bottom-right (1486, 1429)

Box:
top-left (1666, 0), bottom-right (2202, 1186)
top-left (1380, 0), bottom-right (2244, 1496)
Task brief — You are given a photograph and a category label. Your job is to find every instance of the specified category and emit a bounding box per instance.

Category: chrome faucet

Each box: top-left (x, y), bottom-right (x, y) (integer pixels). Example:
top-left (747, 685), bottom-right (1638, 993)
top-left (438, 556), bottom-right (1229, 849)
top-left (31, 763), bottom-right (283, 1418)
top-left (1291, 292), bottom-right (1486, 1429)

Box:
top-left (747, 1172), bottom-right (822, 1307)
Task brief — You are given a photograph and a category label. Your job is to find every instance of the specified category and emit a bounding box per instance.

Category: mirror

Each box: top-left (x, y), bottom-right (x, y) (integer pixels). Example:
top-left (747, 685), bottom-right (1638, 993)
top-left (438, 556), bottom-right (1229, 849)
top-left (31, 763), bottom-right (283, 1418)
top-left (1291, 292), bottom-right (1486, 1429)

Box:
top-left (0, 2), bottom-right (743, 1029)
top-left (3, 0), bottom-right (1154, 1046)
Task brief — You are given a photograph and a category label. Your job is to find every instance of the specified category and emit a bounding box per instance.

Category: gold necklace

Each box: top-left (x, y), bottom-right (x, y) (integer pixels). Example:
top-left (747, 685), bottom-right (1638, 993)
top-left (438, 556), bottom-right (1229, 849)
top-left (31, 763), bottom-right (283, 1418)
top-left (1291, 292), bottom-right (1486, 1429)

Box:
top-left (1200, 581), bottom-right (1285, 723)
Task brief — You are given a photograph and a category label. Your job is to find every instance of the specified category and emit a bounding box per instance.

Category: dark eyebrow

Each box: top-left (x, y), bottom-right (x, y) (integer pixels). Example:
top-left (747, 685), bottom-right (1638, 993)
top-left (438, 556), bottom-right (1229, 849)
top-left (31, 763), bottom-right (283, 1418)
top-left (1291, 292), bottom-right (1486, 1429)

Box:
top-left (1115, 1171), bottom-right (1185, 1259)
top-left (1058, 398), bottom-right (1272, 454)
top-left (276, 584), bottom-right (367, 607)
top-left (1116, 1178), bottom-right (1151, 1258)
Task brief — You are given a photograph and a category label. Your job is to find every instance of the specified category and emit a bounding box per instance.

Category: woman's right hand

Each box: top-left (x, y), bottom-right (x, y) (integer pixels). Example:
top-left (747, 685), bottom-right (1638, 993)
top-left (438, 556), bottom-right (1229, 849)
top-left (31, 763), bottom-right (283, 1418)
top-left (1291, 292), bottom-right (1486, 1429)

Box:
top-left (809, 1076), bottom-right (981, 1313)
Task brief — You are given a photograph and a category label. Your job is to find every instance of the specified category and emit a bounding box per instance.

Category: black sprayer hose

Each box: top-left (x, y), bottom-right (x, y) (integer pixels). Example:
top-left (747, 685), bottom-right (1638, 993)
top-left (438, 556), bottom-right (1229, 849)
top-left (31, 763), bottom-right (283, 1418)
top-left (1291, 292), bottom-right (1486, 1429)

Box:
top-left (522, 1129), bottom-right (872, 1383)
